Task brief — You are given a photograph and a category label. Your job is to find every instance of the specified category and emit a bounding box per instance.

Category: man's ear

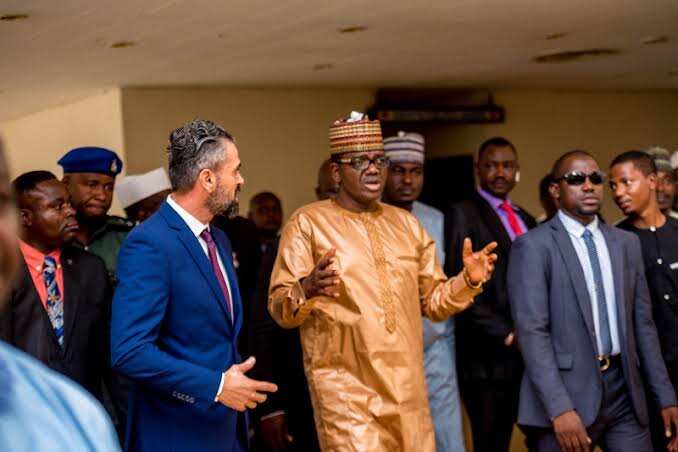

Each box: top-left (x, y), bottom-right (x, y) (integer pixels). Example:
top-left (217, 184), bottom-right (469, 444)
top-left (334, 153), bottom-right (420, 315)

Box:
top-left (548, 182), bottom-right (560, 201)
top-left (198, 168), bottom-right (216, 193)
top-left (19, 208), bottom-right (32, 228)
top-left (648, 173), bottom-right (658, 191)
top-left (330, 162), bottom-right (341, 185)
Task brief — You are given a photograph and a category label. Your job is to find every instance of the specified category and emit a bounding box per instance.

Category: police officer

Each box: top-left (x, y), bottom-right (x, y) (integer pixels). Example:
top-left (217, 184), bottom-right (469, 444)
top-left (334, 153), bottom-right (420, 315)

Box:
top-left (58, 146), bottom-right (132, 440)
top-left (58, 147), bottom-right (133, 283)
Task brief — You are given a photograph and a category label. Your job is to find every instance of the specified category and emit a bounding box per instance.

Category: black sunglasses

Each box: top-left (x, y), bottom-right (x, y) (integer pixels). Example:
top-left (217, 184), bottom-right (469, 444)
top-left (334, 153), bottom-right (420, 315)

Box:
top-left (556, 171), bottom-right (606, 186)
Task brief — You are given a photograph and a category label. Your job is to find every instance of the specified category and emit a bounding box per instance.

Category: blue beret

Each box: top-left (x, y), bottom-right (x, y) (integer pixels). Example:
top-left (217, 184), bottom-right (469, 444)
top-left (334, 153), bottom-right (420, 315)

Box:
top-left (57, 147), bottom-right (123, 176)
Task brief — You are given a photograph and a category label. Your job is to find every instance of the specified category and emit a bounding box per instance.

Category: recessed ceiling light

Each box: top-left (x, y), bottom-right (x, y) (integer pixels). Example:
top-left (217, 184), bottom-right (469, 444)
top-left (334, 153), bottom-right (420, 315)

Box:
top-left (641, 35), bottom-right (669, 45)
top-left (533, 48), bottom-right (621, 63)
top-left (110, 41), bottom-right (137, 49)
top-left (339, 25), bottom-right (367, 34)
top-left (0, 13), bottom-right (29, 22)
top-left (313, 63), bottom-right (334, 71)
top-left (545, 32), bottom-right (568, 41)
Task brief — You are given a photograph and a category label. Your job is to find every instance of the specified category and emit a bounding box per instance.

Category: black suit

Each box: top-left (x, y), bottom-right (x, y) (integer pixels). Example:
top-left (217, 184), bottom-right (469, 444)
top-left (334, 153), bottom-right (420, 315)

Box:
top-left (445, 191), bottom-right (536, 452)
top-left (249, 237), bottom-right (320, 452)
top-left (0, 245), bottom-right (112, 401)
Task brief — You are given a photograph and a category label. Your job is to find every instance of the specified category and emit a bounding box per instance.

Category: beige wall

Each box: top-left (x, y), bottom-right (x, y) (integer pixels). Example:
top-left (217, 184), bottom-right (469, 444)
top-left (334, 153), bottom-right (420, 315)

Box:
top-left (0, 88), bottom-right (127, 215)
top-left (121, 87), bottom-right (375, 218)
top-left (421, 89), bottom-right (678, 223)
top-left (122, 87), bottom-right (678, 222)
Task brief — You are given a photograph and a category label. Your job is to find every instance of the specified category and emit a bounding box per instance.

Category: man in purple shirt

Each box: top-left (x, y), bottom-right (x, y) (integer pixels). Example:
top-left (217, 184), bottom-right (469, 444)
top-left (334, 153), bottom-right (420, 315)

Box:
top-left (445, 137), bottom-right (536, 452)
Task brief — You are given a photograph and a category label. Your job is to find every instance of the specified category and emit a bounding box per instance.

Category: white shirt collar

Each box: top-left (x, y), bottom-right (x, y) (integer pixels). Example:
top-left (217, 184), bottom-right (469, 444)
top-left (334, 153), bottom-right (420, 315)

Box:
top-left (558, 209), bottom-right (599, 238)
top-left (166, 195), bottom-right (209, 238)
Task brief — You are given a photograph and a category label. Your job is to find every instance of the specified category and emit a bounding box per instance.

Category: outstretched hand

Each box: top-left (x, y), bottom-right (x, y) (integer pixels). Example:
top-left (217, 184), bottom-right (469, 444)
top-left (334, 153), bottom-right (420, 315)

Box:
top-left (461, 238), bottom-right (498, 286)
top-left (217, 357), bottom-right (278, 412)
top-left (301, 248), bottom-right (340, 299)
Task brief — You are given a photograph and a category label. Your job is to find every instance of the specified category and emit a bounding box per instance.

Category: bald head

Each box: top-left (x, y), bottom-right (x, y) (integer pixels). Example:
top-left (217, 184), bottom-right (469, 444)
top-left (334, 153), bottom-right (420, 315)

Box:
top-left (315, 159), bottom-right (339, 201)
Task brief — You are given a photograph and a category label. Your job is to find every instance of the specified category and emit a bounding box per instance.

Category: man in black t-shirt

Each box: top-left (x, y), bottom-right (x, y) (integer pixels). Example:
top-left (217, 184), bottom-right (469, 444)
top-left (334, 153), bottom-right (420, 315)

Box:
top-left (610, 150), bottom-right (678, 451)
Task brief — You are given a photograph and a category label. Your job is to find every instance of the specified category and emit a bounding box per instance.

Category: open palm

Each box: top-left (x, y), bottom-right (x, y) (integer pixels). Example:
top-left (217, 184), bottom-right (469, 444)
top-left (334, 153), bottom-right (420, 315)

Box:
top-left (462, 238), bottom-right (498, 285)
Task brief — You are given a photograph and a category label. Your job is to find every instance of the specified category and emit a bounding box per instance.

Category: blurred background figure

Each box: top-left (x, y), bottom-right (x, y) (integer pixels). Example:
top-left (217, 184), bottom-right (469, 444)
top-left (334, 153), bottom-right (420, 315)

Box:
top-left (382, 131), bottom-right (465, 452)
top-left (116, 167), bottom-right (171, 224)
top-left (248, 191), bottom-right (282, 254)
top-left (537, 174), bottom-right (559, 223)
top-left (0, 140), bottom-right (120, 452)
top-left (645, 146), bottom-right (678, 219)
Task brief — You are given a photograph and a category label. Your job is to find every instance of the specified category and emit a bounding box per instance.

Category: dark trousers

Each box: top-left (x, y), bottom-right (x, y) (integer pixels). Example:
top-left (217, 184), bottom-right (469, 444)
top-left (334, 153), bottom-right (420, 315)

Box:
top-left (461, 378), bottom-right (520, 452)
top-left (649, 363), bottom-right (678, 451)
top-left (524, 363), bottom-right (651, 452)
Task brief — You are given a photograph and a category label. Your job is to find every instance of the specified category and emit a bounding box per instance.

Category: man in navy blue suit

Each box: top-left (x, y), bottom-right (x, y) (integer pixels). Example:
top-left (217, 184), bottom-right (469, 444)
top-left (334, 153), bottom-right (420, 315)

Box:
top-left (111, 119), bottom-right (277, 452)
top-left (509, 150), bottom-right (678, 452)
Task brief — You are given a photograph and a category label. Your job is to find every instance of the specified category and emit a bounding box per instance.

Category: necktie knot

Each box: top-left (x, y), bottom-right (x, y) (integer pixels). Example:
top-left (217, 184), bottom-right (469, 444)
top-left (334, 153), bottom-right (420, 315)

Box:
top-left (582, 229), bottom-right (593, 240)
top-left (200, 228), bottom-right (214, 245)
top-left (500, 200), bottom-right (512, 212)
top-left (43, 255), bottom-right (57, 273)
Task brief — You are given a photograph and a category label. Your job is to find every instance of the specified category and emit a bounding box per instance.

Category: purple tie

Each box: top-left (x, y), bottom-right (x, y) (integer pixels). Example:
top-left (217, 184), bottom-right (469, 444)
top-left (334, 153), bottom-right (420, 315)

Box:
top-left (200, 229), bottom-right (233, 322)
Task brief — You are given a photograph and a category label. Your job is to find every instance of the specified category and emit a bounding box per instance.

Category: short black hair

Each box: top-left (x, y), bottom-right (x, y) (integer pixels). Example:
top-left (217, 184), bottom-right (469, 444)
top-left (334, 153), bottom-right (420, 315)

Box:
top-left (539, 174), bottom-right (554, 199)
top-left (610, 150), bottom-right (657, 176)
top-left (477, 137), bottom-right (516, 161)
top-left (550, 150), bottom-right (595, 179)
top-left (12, 171), bottom-right (57, 208)
top-left (250, 191), bottom-right (281, 207)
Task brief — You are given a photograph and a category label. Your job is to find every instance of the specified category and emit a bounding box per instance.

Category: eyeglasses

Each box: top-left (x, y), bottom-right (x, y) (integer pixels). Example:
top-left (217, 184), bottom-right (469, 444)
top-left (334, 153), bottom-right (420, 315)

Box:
top-left (335, 155), bottom-right (390, 171)
top-left (556, 171), bottom-right (606, 186)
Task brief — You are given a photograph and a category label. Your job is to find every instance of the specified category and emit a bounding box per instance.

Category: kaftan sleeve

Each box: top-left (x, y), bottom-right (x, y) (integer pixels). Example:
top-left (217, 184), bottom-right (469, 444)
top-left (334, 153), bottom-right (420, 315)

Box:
top-left (268, 213), bottom-right (317, 328)
top-left (418, 222), bottom-right (482, 321)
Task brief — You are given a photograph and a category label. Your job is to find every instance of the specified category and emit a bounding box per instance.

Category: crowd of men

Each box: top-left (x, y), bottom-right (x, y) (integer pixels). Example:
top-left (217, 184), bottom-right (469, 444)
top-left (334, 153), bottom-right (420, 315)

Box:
top-left (0, 113), bottom-right (678, 452)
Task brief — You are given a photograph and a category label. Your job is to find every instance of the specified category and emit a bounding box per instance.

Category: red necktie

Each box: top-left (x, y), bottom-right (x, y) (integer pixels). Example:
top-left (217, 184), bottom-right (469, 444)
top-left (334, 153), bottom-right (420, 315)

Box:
top-left (200, 229), bottom-right (234, 322)
top-left (500, 200), bottom-right (524, 237)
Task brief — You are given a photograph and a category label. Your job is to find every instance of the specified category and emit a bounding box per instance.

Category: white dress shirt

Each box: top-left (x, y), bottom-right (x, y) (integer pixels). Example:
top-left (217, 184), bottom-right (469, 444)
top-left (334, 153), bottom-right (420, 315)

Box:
top-left (559, 210), bottom-right (620, 355)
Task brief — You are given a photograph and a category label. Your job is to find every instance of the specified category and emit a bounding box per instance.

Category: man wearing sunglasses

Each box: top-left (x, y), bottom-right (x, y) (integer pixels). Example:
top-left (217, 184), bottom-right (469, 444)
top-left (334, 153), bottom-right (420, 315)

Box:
top-left (509, 150), bottom-right (678, 452)
top-left (269, 112), bottom-right (498, 452)
top-left (446, 136), bottom-right (536, 452)
top-left (611, 150), bottom-right (678, 451)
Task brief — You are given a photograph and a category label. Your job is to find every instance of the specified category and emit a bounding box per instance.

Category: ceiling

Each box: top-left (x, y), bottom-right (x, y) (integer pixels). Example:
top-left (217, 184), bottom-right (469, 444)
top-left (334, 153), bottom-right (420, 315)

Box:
top-left (1, 0), bottom-right (677, 121)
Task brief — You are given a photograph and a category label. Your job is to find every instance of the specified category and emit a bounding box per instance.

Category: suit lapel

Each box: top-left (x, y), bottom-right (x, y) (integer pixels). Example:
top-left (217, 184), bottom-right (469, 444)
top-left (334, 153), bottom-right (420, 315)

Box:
top-left (600, 224), bottom-right (627, 343)
top-left (60, 249), bottom-right (81, 353)
top-left (18, 260), bottom-right (62, 350)
top-left (473, 192), bottom-right (512, 253)
top-left (160, 202), bottom-right (233, 326)
top-left (551, 217), bottom-right (597, 345)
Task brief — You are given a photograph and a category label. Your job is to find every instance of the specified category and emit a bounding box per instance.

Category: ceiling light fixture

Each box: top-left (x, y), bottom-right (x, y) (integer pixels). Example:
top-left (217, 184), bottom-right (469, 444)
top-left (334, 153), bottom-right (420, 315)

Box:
top-left (313, 63), bottom-right (334, 71)
top-left (545, 32), bottom-right (568, 40)
top-left (533, 48), bottom-right (621, 63)
top-left (339, 25), bottom-right (367, 34)
top-left (641, 35), bottom-right (669, 45)
top-left (110, 41), bottom-right (137, 49)
top-left (0, 13), bottom-right (29, 22)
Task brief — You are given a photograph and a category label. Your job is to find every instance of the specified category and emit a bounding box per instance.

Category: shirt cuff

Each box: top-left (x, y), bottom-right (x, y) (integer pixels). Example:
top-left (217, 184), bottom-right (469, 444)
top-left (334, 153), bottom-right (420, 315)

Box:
top-left (260, 410), bottom-right (285, 421)
top-left (214, 372), bottom-right (225, 402)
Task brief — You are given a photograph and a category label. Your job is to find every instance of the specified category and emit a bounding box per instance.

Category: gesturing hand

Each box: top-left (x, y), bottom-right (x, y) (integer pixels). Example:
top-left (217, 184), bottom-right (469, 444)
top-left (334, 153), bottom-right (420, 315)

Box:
top-left (461, 238), bottom-right (498, 286)
top-left (301, 248), bottom-right (340, 299)
top-left (217, 357), bottom-right (278, 412)
top-left (661, 406), bottom-right (678, 451)
top-left (553, 410), bottom-right (591, 452)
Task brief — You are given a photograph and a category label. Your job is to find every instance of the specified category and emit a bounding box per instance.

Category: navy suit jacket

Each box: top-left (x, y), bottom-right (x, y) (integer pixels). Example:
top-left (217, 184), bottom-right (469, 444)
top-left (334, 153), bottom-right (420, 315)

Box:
top-left (508, 215), bottom-right (676, 428)
top-left (111, 201), bottom-right (246, 451)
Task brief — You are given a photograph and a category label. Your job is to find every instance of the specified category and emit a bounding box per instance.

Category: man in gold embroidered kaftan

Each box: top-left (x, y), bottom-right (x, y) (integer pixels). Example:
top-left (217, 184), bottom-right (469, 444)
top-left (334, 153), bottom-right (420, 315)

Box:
top-left (269, 112), bottom-right (498, 452)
